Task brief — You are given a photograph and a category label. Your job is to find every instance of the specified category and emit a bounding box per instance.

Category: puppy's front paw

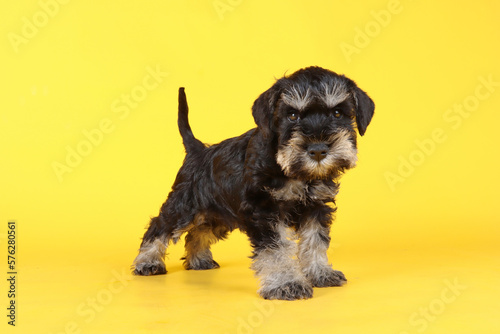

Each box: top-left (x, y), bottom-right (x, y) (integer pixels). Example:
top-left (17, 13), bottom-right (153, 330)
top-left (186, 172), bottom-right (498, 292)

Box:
top-left (260, 281), bottom-right (313, 300)
top-left (133, 262), bottom-right (167, 276)
top-left (308, 268), bottom-right (347, 287)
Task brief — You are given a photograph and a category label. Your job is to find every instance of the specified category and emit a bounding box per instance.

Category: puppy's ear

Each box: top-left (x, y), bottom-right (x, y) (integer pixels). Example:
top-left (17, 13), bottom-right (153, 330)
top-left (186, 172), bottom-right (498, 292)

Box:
top-left (352, 86), bottom-right (375, 136)
top-left (252, 84), bottom-right (282, 138)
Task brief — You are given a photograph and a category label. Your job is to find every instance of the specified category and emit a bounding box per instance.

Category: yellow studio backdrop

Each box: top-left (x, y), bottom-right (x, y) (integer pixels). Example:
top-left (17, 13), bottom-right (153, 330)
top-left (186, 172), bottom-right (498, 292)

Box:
top-left (1, 0), bottom-right (499, 333)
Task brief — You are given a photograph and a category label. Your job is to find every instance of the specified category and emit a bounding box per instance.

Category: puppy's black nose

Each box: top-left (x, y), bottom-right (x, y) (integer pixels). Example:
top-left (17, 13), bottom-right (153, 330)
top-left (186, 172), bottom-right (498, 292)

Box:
top-left (307, 143), bottom-right (329, 162)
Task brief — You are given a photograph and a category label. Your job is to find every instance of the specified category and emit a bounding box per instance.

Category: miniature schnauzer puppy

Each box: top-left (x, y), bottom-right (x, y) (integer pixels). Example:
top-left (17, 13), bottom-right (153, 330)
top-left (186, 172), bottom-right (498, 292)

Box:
top-left (132, 66), bottom-right (374, 300)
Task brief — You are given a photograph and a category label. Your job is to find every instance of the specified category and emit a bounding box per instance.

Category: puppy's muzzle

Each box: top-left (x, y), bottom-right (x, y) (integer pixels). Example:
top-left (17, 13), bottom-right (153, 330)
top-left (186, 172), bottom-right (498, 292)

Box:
top-left (307, 143), bottom-right (329, 162)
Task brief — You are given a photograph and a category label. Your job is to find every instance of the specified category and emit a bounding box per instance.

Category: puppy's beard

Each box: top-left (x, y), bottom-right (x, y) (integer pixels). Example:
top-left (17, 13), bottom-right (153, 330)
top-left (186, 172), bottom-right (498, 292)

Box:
top-left (276, 129), bottom-right (358, 179)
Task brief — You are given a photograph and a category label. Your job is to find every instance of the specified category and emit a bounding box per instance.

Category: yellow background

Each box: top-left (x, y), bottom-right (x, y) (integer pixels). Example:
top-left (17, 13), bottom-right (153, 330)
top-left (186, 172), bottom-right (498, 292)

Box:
top-left (1, 0), bottom-right (499, 333)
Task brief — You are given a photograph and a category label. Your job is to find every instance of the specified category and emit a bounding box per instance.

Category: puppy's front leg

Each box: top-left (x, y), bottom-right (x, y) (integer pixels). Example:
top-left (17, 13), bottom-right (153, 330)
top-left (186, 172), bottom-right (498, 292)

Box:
top-left (249, 223), bottom-right (313, 300)
top-left (298, 213), bottom-right (347, 287)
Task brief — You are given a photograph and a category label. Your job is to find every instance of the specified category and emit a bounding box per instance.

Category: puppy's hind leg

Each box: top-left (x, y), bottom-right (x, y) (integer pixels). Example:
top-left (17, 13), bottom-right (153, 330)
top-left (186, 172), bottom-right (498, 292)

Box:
top-left (132, 216), bottom-right (171, 276)
top-left (182, 218), bottom-right (230, 270)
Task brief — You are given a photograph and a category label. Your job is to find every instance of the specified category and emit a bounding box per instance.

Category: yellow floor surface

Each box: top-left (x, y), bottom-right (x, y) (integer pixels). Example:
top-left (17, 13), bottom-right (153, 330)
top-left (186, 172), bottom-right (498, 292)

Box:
top-left (3, 231), bottom-right (499, 334)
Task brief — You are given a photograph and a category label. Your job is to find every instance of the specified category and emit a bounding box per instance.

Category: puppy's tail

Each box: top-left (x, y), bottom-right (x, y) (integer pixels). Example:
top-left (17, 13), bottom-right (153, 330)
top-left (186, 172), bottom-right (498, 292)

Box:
top-left (178, 87), bottom-right (205, 154)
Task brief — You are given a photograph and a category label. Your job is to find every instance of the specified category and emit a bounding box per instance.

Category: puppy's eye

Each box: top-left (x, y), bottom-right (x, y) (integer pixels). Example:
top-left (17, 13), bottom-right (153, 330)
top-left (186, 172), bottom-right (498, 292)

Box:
top-left (332, 109), bottom-right (342, 118)
top-left (288, 112), bottom-right (299, 122)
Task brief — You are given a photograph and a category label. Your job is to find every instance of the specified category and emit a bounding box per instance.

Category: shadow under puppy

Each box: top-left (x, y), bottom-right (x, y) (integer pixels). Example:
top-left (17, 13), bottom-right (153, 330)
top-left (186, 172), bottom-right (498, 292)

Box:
top-left (132, 66), bottom-right (374, 300)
